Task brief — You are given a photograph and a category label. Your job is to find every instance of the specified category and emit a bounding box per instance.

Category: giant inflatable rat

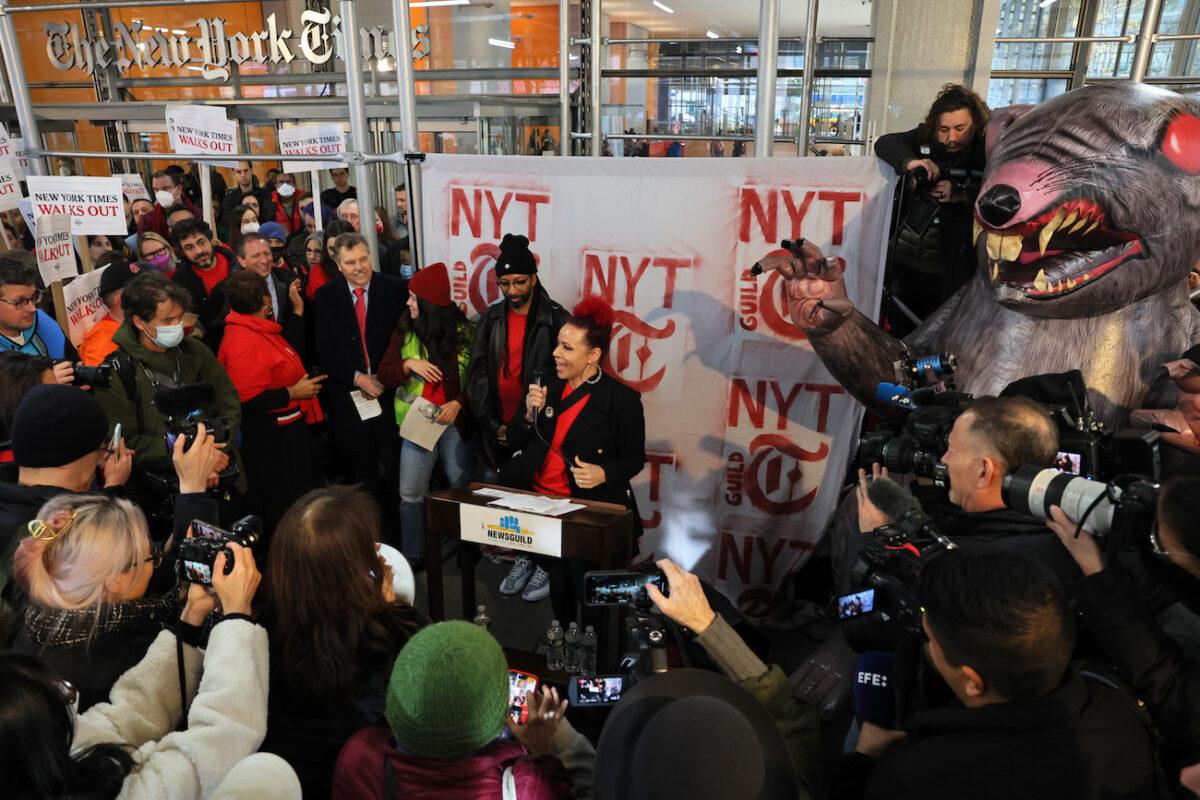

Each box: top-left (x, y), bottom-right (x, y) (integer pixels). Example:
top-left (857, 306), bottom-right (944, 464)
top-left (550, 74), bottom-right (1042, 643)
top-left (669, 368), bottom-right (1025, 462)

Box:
top-left (758, 82), bottom-right (1200, 429)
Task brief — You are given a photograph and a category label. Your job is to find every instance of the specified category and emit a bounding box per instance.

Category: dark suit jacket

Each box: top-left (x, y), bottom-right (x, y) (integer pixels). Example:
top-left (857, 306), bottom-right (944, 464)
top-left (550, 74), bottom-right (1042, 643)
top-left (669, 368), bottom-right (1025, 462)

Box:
top-left (500, 373), bottom-right (647, 535)
top-left (314, 274), bottom-right (404, 454)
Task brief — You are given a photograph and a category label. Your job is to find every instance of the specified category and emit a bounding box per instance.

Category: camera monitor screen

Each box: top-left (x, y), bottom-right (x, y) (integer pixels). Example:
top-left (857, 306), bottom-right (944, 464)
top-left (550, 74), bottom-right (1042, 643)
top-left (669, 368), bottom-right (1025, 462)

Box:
top-left (192, 520), bottom-right (229, 541)
top-left (182, 560), bottom-right (213, 584)
top-left (508, 670), bottom-right (539, 724)
top-left (1053, 451), bottom-right (1083, 475)
top-left (584, 571), bottom-right (667, 606)
top-left (572, 676), bottom-right (625, 706)
top-left (837, 589), bottom-right (875, 620)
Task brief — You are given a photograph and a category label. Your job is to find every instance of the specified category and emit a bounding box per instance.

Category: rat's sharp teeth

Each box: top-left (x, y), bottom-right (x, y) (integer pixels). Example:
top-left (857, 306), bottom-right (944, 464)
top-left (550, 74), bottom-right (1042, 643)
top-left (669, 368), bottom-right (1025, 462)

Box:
top-left (1062, 210), bottom-right (1078, 230)
top-left (990, 261), bottom-right (999, 281)
top-left (1066, 276), bottom-right (1078, 290)
top-left (1039, 209), bottom-right (1065, 255)
top-left (1033, 269), bottom-right (1048, 292)
top-left (986, 232), bottom-right (1002, 260)
top-left (1084, 220), bottom-right (1099, 235)
top-left (1000, 234), bottom-right (1023, 262)
top-left (974, 220), bottom-right (983, 245)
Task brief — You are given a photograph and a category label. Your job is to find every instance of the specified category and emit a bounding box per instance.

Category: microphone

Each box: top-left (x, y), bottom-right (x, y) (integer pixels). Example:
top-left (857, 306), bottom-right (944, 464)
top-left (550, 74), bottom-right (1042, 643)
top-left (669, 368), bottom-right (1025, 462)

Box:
top-left (532, 368), bottom-right (544, 388)
top-left (853, 651), bottom-right (896, 727)
top-left (865, 476), bottom-right (921, 521)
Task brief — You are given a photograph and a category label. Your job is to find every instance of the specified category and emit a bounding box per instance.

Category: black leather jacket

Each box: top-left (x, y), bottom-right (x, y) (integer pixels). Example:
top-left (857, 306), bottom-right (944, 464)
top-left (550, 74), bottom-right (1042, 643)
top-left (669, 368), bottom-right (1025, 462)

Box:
top-left (466, 288), bottom-right (567, 464)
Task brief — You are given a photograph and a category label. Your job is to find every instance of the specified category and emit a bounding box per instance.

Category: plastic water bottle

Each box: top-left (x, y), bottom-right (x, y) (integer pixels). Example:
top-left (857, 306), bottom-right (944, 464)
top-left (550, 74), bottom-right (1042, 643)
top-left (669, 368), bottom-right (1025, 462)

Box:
top-left (564, 622), bottom-right (582, 673)
top-left (472, 605), bottom-right (490, 630)
top-left (580, 625), bottom-right (597, 676)
top-left (546, 620), bottom-right (565, 672)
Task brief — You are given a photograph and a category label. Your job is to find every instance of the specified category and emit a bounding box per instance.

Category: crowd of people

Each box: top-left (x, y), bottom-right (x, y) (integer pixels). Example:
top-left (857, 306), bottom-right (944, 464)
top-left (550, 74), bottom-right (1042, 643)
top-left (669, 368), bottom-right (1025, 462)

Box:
top-left (0, 137), bottom-right (1197, 800)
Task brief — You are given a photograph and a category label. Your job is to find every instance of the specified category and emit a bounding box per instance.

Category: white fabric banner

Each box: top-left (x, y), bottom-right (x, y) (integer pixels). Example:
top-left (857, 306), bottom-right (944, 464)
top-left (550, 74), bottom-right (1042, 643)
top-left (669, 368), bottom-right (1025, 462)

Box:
top-left (420, 154), bottom-right (895, 614)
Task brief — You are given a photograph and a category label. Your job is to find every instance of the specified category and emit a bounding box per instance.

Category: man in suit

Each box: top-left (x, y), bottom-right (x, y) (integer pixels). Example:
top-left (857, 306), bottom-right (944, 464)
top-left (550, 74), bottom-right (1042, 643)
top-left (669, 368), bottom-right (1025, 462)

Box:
top-left (314, 231), bottom-right (404, 528)
top-left (234, 232), bottom-right (304, 349)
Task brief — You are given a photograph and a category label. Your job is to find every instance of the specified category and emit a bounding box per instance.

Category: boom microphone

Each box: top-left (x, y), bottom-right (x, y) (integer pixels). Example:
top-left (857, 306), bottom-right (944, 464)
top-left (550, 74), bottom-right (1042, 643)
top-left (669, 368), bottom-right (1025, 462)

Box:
top-left (865, 477), bottom-right (921, 521)
top-left (853, 651), bottom-right (896, 727)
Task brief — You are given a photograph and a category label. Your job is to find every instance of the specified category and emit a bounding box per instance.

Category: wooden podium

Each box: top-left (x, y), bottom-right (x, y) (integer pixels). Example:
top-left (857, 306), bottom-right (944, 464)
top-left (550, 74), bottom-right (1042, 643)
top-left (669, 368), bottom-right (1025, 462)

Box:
top-left (424, 484), bottom-right (637, 667)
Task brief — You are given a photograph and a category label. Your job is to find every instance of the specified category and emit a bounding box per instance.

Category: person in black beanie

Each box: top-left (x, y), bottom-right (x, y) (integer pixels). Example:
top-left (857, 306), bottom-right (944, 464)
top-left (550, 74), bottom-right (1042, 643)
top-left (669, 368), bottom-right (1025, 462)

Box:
top-left (466, 233), bottom-right (567, 481)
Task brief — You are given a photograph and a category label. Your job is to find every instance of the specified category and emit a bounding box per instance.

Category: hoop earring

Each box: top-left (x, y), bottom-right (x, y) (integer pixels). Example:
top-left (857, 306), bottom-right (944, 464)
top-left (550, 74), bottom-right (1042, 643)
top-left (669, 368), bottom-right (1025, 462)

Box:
top-left (585, 363), bottom-right (602, 385)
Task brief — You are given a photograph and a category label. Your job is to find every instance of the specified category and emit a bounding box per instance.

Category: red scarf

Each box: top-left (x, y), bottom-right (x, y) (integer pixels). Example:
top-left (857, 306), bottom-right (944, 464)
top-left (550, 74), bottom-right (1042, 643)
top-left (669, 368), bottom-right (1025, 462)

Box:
top-left (218, 311), bottom-right (324, 424)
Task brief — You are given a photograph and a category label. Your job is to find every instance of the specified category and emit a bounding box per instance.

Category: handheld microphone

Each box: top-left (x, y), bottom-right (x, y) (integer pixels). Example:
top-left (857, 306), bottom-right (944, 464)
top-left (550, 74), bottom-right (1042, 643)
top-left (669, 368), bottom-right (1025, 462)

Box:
top-left (532, 368), bottom-right (544, 389)
top-left (853, 650), bottom-right (896, 727)
top-left (865, 477), bottom-right (921, 521)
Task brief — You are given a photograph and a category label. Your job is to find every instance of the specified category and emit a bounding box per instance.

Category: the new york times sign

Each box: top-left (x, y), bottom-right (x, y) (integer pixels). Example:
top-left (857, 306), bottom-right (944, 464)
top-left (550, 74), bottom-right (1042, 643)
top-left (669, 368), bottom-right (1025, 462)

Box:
top-left (45, 8), bottom-right (430, 81)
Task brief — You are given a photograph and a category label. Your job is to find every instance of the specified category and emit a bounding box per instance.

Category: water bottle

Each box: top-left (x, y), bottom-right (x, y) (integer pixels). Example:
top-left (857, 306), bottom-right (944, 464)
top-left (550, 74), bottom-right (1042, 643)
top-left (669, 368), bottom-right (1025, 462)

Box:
top-left (546, 620), bottom-right (565, 672)
top-left (580, 625), bottom-right (597, 676)
top-left (564, 622), bottom-right (582, 673)
top-left (472, 605), bottom-right (490, 630)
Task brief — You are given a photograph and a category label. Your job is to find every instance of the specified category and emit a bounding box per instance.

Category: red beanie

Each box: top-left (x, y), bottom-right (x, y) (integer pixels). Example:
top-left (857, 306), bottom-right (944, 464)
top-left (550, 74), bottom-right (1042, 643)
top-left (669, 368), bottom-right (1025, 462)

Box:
top-left (408, 262), bottom-right (451, 306)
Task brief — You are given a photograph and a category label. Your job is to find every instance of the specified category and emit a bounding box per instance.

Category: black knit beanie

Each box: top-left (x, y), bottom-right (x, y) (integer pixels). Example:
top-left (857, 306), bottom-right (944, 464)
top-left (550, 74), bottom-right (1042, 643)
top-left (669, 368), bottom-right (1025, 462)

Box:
top-left (494, 233), bottom-right (537, 277)
top-left (11, 385), bottom-right (109, 468)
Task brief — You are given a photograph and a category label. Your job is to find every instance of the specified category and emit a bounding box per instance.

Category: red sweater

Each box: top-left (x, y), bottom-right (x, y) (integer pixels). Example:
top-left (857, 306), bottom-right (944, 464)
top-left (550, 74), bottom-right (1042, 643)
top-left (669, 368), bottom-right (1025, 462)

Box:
top-left (217, 311), bottom-right (323, 423)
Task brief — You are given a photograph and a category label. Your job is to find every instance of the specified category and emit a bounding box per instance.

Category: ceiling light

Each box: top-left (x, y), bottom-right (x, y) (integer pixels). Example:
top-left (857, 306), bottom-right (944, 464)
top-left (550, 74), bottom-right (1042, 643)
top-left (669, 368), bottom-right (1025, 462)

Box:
top-left (652, 1), bottom-right (674, 13)
top-left (411, 0), bottom-right (469, 7)
top-left (706, 30), bottom-right (719, 39)
top-left (1038, 0), bottom-right (1057, 6)
top-left (488, 37), bottom-right (516, 49)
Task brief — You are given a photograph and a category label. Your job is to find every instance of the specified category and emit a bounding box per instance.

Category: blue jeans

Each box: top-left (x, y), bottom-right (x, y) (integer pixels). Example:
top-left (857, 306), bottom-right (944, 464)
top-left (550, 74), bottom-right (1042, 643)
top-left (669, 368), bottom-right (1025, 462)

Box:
top-left (399, 423), bottom-right (471, 560)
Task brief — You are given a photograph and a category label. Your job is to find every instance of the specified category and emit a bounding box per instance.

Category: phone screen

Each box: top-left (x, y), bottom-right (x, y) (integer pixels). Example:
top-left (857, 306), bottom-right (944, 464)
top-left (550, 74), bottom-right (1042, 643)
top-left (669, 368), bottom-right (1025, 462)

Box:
top-left (585, 571), bottom-right (667, 606)
top-left (572, 675), bottom-right (624, 706)
top-left (837, 589), bottom-right (875, 620)
top-left (508, 670), bottom-right (539, 724)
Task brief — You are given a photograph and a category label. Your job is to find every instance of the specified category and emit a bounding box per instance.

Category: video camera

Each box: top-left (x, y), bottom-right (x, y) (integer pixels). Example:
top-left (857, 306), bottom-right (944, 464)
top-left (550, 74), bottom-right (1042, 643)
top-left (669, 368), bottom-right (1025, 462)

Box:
top-left (153, 383), bottom-right (231, 452)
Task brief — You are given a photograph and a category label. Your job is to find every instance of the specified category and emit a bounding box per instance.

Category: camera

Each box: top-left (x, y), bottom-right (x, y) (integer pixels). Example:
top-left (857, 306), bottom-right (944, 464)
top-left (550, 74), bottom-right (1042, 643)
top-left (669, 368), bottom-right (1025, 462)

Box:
top-left (69, 362), bottom-right (111, 387)
top-left (1001, 466), bottom-right (1159, 550)
top-left (857, 388), bottom-right (968, 484)
top-left (175, 516), bottom-right (261, 586)
top-left (153, 383), bottom-right (231, 452)
top-left (583, 569), bottom-right (668, 607)
top-left (568, 674), bottom-right (627, 707)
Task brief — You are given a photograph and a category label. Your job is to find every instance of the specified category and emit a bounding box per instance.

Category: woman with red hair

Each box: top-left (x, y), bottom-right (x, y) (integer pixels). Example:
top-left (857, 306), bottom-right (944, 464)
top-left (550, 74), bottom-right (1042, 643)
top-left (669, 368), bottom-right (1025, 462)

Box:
top-left (498, 296), bottom-right (647, 619)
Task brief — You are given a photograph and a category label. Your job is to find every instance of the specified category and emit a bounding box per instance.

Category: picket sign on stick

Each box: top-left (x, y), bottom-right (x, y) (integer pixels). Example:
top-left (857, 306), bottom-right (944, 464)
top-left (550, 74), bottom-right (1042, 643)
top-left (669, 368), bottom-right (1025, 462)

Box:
top-left (310, 169), bottom-right (323, 229)
top-left (34, 214), bottom-right (77, 334)
top-left (200, 166), bottom-right (214, 229)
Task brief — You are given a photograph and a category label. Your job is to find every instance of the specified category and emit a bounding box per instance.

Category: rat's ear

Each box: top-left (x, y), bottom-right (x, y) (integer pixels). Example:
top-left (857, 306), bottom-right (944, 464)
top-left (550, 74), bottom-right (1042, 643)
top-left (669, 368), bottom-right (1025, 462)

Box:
top-left (984, 104), bottom-right (1034, 160)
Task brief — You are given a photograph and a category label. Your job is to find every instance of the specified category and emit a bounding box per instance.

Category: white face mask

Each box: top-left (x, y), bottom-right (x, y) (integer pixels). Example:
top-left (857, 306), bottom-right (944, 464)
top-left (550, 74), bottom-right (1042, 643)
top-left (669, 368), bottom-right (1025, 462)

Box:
top-left (277, 183), bottom-right (296, 199)
top-left (240, 222), bottom-right (260, 234)
top-left (150, 322), bottom-right (184, 349)
top-left (155, 189), bottom-right (175, 209)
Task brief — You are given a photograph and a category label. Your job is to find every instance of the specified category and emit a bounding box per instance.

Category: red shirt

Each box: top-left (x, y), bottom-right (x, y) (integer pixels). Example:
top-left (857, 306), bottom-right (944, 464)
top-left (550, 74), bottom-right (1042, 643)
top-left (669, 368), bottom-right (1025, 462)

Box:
top-left (195, 251), bottom-right (230, 296)
top-left (533, 383), bottom-right (590, 497)
top-left (498, 309), bottom-right (527, 423)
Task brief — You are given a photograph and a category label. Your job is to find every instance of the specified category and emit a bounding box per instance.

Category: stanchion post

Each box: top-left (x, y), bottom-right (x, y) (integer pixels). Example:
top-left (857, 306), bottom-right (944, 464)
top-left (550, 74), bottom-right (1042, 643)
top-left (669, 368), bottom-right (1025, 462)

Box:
top-left (559, 0), bottom-right (571, 156)
top-left (589, 0), bottom-right (602, 156)
top-left (404, 154), bottom-right (425, 269)
top-left (339, 0), bottom-right (380, 272)
top-left (391, 0), bottom-right (423, 271)
top-left (0, 6), bottom-right (45, 175)
top-left (310, 169), bottom-right (324, 229)
top-left (754, 0), bottom-right (781, 157)
top-left (799, 0), bottom-right (819, 156)
top-left (1130, 0), bottom-right (1164, 82)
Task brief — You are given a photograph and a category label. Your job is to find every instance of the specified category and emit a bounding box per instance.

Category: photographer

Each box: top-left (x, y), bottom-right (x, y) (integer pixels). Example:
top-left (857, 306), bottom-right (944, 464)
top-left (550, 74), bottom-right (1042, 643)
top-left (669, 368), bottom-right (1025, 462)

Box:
top-left (832, 549), bottom-right (1166, 799)
top-left (95, 272), bottom-right (245, 496)
top-left (875, 84), bottom-right (988, 323)
top-left (621, 558), bottom-right (821, 799)
top-left (1046, 474), bottom-right (1200, 778)
top-left (0, 251), bottom-right (78, 366)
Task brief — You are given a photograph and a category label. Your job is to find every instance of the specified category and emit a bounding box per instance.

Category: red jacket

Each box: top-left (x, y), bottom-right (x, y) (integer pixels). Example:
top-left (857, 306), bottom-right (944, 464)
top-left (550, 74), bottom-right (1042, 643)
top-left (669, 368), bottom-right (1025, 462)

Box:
top-left (271, 190), bottom-right (309, 235)
top-left (217, 311), bottom-right (323, 423)
top-left (333, 727), bottom-right (573, 800)
top-left (136, 196), bottom-right (201, 241)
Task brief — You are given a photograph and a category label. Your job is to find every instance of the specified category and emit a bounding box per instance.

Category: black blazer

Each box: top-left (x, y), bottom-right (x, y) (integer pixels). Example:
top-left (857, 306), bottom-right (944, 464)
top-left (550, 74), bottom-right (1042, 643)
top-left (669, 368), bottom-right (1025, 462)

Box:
top-left (500, 373), bottom-right (647, 533)
top-left (313, 274), bottom-right (405, 453)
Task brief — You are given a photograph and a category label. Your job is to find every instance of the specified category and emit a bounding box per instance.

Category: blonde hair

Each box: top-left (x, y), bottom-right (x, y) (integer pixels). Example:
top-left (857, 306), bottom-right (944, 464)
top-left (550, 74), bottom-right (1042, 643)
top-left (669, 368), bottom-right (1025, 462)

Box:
top-left (137, 231), bottom-right (172, 259)
top-left (12, 494), bottom-right (151, 610)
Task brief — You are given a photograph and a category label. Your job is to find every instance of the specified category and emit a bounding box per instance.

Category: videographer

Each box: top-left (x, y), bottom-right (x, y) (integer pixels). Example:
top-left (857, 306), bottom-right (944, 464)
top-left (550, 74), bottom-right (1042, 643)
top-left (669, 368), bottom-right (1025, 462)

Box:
top-left (832, 549), bottom-right (1167, 799)
top-left (95, 272), bottom-right (245, 497)
top-left (1046, 474), bottom-right (1200, 780)
top-left (875, 84), bottom-right (988, 325)
top-left (628, 557), bottom-right (822, 799)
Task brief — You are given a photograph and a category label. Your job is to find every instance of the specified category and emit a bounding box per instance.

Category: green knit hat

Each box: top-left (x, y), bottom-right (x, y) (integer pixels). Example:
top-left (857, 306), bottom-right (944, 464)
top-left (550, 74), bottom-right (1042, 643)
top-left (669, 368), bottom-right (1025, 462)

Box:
top-left (385, 620), bottom-right (509, 758)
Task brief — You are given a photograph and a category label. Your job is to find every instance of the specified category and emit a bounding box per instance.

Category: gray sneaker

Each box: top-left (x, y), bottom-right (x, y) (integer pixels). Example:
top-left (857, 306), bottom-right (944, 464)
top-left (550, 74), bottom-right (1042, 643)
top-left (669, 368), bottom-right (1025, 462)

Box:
top-left (499, 556), bottom-right (534, 596)
top-left (521, 566), bottom-right (551, 602)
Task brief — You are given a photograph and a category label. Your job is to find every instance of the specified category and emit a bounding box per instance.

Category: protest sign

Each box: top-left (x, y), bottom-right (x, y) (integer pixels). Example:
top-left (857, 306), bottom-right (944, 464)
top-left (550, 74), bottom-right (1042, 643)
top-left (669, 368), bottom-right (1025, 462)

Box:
top-left (27, 175), bottom-right (126, 235)
top-left (35, 214), bottom-right (76, 285)
top-left (0, 157), bottom-right (23, 212)
top-left (62, 265), bottom-right (109, 345)
top-left (280, 125), bottom-right (345, 172)
top-left (166, 105), bottom-right (239, 167)
top-left (118, 173), bottom-right (150, 202)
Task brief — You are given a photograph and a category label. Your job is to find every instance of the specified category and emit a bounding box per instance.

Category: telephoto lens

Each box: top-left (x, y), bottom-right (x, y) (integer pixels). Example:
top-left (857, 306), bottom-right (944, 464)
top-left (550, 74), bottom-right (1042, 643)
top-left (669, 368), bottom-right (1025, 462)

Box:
top-left (1001, 466), bottom-right (1115, 534)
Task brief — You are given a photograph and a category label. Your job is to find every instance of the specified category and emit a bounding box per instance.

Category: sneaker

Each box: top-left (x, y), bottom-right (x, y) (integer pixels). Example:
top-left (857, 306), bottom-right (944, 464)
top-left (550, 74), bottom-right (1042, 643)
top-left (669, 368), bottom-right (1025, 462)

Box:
top-left (521, 567), bottom-right (551, 602)
top-left (499, 556), bottom-right (535, 596)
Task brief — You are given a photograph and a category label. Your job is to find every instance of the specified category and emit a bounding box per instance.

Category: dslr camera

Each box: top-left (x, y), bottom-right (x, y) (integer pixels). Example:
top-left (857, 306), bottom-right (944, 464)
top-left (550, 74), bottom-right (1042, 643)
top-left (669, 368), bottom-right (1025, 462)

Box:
top-left (67, 361), bottom-right (111, 388)
top-left (154, 383), bottom-right (231, 452)
top-left (176, 517), bottom-right (261, 586)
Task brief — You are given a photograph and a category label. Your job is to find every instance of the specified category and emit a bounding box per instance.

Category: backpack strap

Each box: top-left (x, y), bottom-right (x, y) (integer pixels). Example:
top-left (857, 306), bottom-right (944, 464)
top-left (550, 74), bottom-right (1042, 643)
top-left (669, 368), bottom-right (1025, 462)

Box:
top-left (104, 347), bottom-right (143, 433)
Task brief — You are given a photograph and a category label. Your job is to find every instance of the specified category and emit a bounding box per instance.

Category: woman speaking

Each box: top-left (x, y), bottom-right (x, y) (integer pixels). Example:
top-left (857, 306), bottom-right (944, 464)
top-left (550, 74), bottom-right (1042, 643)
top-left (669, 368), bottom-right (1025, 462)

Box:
top-left (499, 296), bottom-right (646, 619)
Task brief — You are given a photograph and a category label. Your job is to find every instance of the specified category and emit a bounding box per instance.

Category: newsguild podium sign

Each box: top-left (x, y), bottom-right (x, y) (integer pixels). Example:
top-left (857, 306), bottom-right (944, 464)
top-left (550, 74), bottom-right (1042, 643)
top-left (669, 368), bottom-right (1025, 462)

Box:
top-left (45, 9), bottom-right (431, 81)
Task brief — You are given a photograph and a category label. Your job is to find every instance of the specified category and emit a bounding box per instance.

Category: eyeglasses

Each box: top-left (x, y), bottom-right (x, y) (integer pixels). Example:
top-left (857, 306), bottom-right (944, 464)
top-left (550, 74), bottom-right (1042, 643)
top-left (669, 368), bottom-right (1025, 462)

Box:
top-left (145, 541), bottom-right (166, 569)
top-left (142, 246), bottom-right (167, 259)
top-left (0, 290), bottom-right (43, 309)
top-left (305, 246), bottom-right (324, 255)
top-left (498, 277), bottom-right (532, 290)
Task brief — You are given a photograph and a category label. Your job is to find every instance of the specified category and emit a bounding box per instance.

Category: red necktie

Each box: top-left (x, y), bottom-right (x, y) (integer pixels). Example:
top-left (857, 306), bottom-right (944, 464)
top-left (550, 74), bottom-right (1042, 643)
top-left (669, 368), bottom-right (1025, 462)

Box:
top-left (353, 287), bottom-right (370, 372)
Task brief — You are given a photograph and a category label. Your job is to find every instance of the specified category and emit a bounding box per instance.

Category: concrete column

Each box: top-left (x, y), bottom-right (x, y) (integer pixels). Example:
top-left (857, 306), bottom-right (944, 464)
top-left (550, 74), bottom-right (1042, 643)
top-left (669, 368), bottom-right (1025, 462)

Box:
top-left (865, 0), bottom-right (1001, 141)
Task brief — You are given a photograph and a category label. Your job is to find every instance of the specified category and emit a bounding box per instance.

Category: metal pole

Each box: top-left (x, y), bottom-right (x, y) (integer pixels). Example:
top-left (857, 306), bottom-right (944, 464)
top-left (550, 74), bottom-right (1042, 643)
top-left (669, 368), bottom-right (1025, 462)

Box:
top-left (589, 0), bottom-right (602, 155)
top-left (391, 0), bottom-right (419, 152)
top-left (559, 0), bottom-right (570, 156)
top-left (1130, 0), bottom-right (1165, 81)
top-left (404, 155), bottom-right (425, 269)
top-left (0, 10), bottom-right (44, 175)
top-left (798, 0), bottom-right (819, 155)
top-left (754, 0), bottom-right (781, 156)
top-left (200, 165), bottom-right (213, 229)
top-left (339, 0), bottom-right (380, 272)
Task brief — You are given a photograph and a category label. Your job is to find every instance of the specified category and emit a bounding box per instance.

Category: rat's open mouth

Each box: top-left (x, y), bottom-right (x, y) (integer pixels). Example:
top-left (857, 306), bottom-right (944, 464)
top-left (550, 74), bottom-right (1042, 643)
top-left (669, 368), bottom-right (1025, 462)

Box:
top-left (977, 196), bottom-right (1143, 299)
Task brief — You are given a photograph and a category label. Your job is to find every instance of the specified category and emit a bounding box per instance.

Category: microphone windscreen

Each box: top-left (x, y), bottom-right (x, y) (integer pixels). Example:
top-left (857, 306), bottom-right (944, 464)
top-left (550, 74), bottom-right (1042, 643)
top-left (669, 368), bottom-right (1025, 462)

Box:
top-left (853, 650), bottom-right (896, 727)
top-left (866, 477), bottom-right (920, 521)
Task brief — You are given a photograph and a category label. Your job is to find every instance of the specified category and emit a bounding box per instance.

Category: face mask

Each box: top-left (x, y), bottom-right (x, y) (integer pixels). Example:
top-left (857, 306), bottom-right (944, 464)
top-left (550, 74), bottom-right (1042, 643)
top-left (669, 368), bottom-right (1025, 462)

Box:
top-left (241, 222), bottom-right (260, 234)
top-left (150, 322), bottom-right (184, 349)
top-left (154, 190), bottom-right (175, 209)
top-left (375, 222), bottom-right (384, 234)
top-left (147, 251), bottom-right (171, 271)
top-left (277, 183), bottom-right (296, 199)
top-left (271, 246), bottom-right (285, 261)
